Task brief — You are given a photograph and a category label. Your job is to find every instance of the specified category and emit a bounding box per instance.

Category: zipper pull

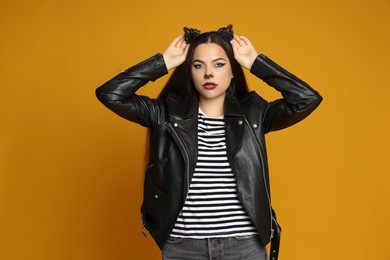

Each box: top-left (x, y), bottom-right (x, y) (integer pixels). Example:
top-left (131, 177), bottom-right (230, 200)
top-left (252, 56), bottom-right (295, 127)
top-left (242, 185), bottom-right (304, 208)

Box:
top-left (141, 224), bottom-right (149, 237)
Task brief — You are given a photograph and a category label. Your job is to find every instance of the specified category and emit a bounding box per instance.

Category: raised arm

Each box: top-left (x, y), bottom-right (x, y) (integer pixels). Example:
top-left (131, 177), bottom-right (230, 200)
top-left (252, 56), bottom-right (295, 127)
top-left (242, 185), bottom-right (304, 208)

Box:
top-left (95, 36), bottom-right (188, 127)
top-left (231, 35), bottom-right (322, 133)
top-left (251, 54), bottom-right (322, 132)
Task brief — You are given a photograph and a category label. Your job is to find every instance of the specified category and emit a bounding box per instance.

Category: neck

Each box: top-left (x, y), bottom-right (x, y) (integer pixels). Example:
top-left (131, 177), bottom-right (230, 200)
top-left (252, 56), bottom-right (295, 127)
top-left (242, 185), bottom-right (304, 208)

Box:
top-left (198, 97), bottom-right (225, 117)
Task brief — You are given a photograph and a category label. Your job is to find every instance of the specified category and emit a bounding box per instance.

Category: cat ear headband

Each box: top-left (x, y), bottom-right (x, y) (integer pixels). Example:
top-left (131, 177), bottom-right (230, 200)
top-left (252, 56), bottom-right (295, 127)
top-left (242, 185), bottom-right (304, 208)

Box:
top-left (183, 24), bottom-right (234, 44)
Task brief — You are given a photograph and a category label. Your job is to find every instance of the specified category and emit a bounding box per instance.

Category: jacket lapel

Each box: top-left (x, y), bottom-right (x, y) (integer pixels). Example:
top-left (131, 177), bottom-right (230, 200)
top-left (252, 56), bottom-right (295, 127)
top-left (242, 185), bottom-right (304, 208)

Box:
top-left (166, 94), bottom-right (198, 179)
top-left (165, 92), bottom-right (247, 175)
top-left (224, 93), bottom-right (246, 160)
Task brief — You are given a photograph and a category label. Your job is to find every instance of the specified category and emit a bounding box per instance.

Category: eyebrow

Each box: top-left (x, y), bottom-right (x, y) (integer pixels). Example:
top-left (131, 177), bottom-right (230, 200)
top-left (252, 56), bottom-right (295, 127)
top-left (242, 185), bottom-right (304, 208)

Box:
top-left (192, 58), bottom-right (226, 63)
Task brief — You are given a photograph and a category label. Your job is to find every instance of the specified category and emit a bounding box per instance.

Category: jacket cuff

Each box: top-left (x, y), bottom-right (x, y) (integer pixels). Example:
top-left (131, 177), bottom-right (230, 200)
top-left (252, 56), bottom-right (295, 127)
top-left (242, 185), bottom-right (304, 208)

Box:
top-left (151, 53), bottom-right (169, 81)
top-left (122, 53), bottom-right (168, 82)
top-left (249, 54), bottom-right (273, 79)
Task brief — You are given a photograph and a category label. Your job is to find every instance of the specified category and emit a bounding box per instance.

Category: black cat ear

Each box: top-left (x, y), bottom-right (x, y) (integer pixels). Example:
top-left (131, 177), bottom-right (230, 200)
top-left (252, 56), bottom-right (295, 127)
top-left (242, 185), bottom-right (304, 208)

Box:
top-left (217, 24), bottom-right (234, 41)
top-left (183, 27), bottom-right (201, 44)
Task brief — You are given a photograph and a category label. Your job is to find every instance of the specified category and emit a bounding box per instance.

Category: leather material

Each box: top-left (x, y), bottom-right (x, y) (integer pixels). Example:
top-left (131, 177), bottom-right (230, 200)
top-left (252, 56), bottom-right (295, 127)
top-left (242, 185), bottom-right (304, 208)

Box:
top-left (96, 53), bottom-right (322, 252)
top-left (270, 210), bottom-right (282, 260)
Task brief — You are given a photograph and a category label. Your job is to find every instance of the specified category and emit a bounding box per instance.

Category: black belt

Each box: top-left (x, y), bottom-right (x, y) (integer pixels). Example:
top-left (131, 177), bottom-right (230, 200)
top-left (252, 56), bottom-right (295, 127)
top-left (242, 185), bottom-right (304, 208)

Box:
top-left (270, 210), bottom-right (282, 260)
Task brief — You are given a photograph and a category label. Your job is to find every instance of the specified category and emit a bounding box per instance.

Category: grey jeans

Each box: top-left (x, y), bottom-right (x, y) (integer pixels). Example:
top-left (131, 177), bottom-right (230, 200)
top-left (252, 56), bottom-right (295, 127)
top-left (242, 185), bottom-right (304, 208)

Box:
top-left (162, 235), bottom-right (268, 260)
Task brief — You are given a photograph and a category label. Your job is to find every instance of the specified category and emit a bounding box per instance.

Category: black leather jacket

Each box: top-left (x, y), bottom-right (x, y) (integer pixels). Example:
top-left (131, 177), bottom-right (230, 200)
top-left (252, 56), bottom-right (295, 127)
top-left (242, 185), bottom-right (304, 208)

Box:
top-left (96, 53), bottom-right (322, 249)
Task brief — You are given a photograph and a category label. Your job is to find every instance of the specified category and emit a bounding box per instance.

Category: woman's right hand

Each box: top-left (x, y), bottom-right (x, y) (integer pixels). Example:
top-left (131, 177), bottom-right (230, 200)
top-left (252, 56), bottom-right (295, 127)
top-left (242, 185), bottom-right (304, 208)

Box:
top-left (162, 35), bottom-right (189, 70)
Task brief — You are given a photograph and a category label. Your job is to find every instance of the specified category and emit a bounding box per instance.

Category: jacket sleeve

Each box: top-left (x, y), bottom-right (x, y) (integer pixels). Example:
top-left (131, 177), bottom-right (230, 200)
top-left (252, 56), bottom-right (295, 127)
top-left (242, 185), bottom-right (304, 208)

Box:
top-left (95, 53), bottom-right (168, 127)
top-left (250, 54), bottom-right (323, 133)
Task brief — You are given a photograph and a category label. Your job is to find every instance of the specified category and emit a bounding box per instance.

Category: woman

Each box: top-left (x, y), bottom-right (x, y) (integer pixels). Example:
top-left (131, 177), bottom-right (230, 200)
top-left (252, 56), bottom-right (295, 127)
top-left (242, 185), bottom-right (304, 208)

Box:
top-left (96, 25), bottom-right (322, 260)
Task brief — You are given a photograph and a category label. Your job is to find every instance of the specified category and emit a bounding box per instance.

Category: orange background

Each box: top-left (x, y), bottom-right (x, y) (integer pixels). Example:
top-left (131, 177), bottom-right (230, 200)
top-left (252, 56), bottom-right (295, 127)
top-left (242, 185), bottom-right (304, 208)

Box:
top-left (1, 0), bottom-right (389, 259)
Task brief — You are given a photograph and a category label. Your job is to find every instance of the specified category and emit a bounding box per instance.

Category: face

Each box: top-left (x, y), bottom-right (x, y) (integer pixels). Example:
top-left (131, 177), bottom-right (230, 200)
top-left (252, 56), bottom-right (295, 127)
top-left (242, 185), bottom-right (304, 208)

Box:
top-left (191, 43), bottom-right (233, 103)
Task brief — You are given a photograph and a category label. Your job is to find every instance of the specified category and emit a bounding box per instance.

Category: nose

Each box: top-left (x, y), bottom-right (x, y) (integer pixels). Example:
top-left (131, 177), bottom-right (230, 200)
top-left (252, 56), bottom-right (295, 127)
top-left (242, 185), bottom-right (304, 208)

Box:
top-left (204, 72), bottom-right (213, 79)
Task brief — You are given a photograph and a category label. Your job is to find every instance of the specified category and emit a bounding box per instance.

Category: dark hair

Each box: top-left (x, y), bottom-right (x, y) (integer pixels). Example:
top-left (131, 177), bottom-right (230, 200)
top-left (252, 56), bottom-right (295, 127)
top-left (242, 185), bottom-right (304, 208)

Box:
top-left (158, 31), bottom-right (249, 101)
top-left (145, 31), bottom-right (250, 170)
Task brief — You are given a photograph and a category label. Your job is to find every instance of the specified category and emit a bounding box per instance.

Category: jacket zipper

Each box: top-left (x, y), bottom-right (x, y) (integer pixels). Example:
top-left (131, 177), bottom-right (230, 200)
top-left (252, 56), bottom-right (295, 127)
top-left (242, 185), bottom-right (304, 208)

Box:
top-left (244, 119), bottom-right (274, 239)
top-left (165, 122), bottom-right (192, 238)
top-left (141, 123), bottom-right (191, 238)
top-left (167, 122), bottom-right (192, 202)
top-left (168, 123), bottom-right (191, 199)
top-left (225, 120), bottom-right (257, 235)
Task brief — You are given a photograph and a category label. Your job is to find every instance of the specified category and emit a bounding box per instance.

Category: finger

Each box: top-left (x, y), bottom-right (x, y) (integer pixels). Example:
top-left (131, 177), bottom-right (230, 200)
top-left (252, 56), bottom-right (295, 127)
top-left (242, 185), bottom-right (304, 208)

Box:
top-left (239, 36), bottom-right (252, 46)
top-left (234, 36), bottom-right (246, 47)
top-left (171, 35), bottom-right (183, 46)
top-left (232, 34), bottom-right (241, 45)
top-left (183, 43), bottom-right (190, 56)
top-left (179, 38), bottom-right (187, 49)
top-left (230, 39), bottom-right (238, 50)
top-left (230, 40), bottom-right (239, 57)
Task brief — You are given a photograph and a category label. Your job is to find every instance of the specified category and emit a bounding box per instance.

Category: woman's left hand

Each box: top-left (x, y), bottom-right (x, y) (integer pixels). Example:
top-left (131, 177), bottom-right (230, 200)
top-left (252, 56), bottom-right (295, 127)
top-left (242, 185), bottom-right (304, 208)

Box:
top-left (230, 35), bottom-right (258, 70)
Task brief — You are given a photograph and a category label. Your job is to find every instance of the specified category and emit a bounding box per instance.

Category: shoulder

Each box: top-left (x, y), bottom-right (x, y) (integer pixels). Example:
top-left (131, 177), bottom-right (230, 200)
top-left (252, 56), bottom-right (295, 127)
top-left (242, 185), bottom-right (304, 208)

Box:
top-left (239, 91), bottom-right (268, 110)
top-left (165, 93), bottom-right (198, 119)
top-left (237, 91), bottom-right (269, 126)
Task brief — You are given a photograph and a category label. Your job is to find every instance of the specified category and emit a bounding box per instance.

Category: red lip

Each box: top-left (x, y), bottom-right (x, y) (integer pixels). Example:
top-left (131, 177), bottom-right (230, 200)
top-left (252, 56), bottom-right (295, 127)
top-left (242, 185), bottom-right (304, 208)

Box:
top-left (202, 83), bottom-right (217, 90)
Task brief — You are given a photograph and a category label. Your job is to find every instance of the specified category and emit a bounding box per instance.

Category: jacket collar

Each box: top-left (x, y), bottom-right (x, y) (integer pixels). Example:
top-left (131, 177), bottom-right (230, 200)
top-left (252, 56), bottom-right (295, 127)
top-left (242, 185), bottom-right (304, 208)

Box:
top-left (224, 91), bottom-right (246, 117)
top-left (166, 94), bottom-right (198, 119)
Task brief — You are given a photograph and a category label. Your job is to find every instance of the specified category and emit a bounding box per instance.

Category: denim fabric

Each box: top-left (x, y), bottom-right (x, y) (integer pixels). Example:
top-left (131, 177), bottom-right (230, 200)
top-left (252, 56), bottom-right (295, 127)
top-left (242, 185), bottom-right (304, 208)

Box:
top-left (162, 235), bottom-right (268, 260)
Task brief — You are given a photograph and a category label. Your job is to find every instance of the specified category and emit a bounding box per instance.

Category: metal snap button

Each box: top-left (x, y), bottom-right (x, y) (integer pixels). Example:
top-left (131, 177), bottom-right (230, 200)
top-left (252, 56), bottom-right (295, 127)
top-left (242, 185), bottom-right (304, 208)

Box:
top-left (238, 120), bottom-right (243, 125)
top-left (253, 124), bottom-right (258, 128)
top-left (154, 194), bottom-right (159, 199)
top-left (173, 122), bottom-right (178, 127)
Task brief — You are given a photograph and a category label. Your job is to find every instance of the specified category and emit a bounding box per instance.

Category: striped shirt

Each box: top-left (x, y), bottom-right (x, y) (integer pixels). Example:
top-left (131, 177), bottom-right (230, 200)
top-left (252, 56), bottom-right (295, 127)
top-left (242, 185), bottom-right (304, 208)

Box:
top-left (171, 110), bottom-right (257, 239)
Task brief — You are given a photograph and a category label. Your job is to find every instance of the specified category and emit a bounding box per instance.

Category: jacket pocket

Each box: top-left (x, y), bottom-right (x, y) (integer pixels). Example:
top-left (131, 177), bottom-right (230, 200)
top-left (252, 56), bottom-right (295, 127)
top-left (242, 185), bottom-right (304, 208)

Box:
top-left (142, 181), bottom-right (169, 230)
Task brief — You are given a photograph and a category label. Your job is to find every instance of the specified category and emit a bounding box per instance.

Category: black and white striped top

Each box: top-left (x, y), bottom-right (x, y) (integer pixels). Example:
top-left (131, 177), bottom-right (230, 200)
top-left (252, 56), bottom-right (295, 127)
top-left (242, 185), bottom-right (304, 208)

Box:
top-left (170, 110), bottom-right (258, 239)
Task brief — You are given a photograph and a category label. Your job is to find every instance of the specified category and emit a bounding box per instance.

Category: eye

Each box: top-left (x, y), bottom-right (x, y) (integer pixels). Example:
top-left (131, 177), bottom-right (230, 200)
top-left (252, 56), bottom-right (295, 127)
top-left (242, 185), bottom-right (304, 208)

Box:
top-left (193, 63), bottom-right (204, 69)
top-left (215, 62), bottom-right (226, 67)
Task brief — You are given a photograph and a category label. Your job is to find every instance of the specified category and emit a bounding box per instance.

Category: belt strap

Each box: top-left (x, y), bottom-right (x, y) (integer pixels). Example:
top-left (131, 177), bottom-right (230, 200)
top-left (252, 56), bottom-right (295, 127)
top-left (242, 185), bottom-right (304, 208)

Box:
top-left (269, 211), bottom-right (282, 260)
